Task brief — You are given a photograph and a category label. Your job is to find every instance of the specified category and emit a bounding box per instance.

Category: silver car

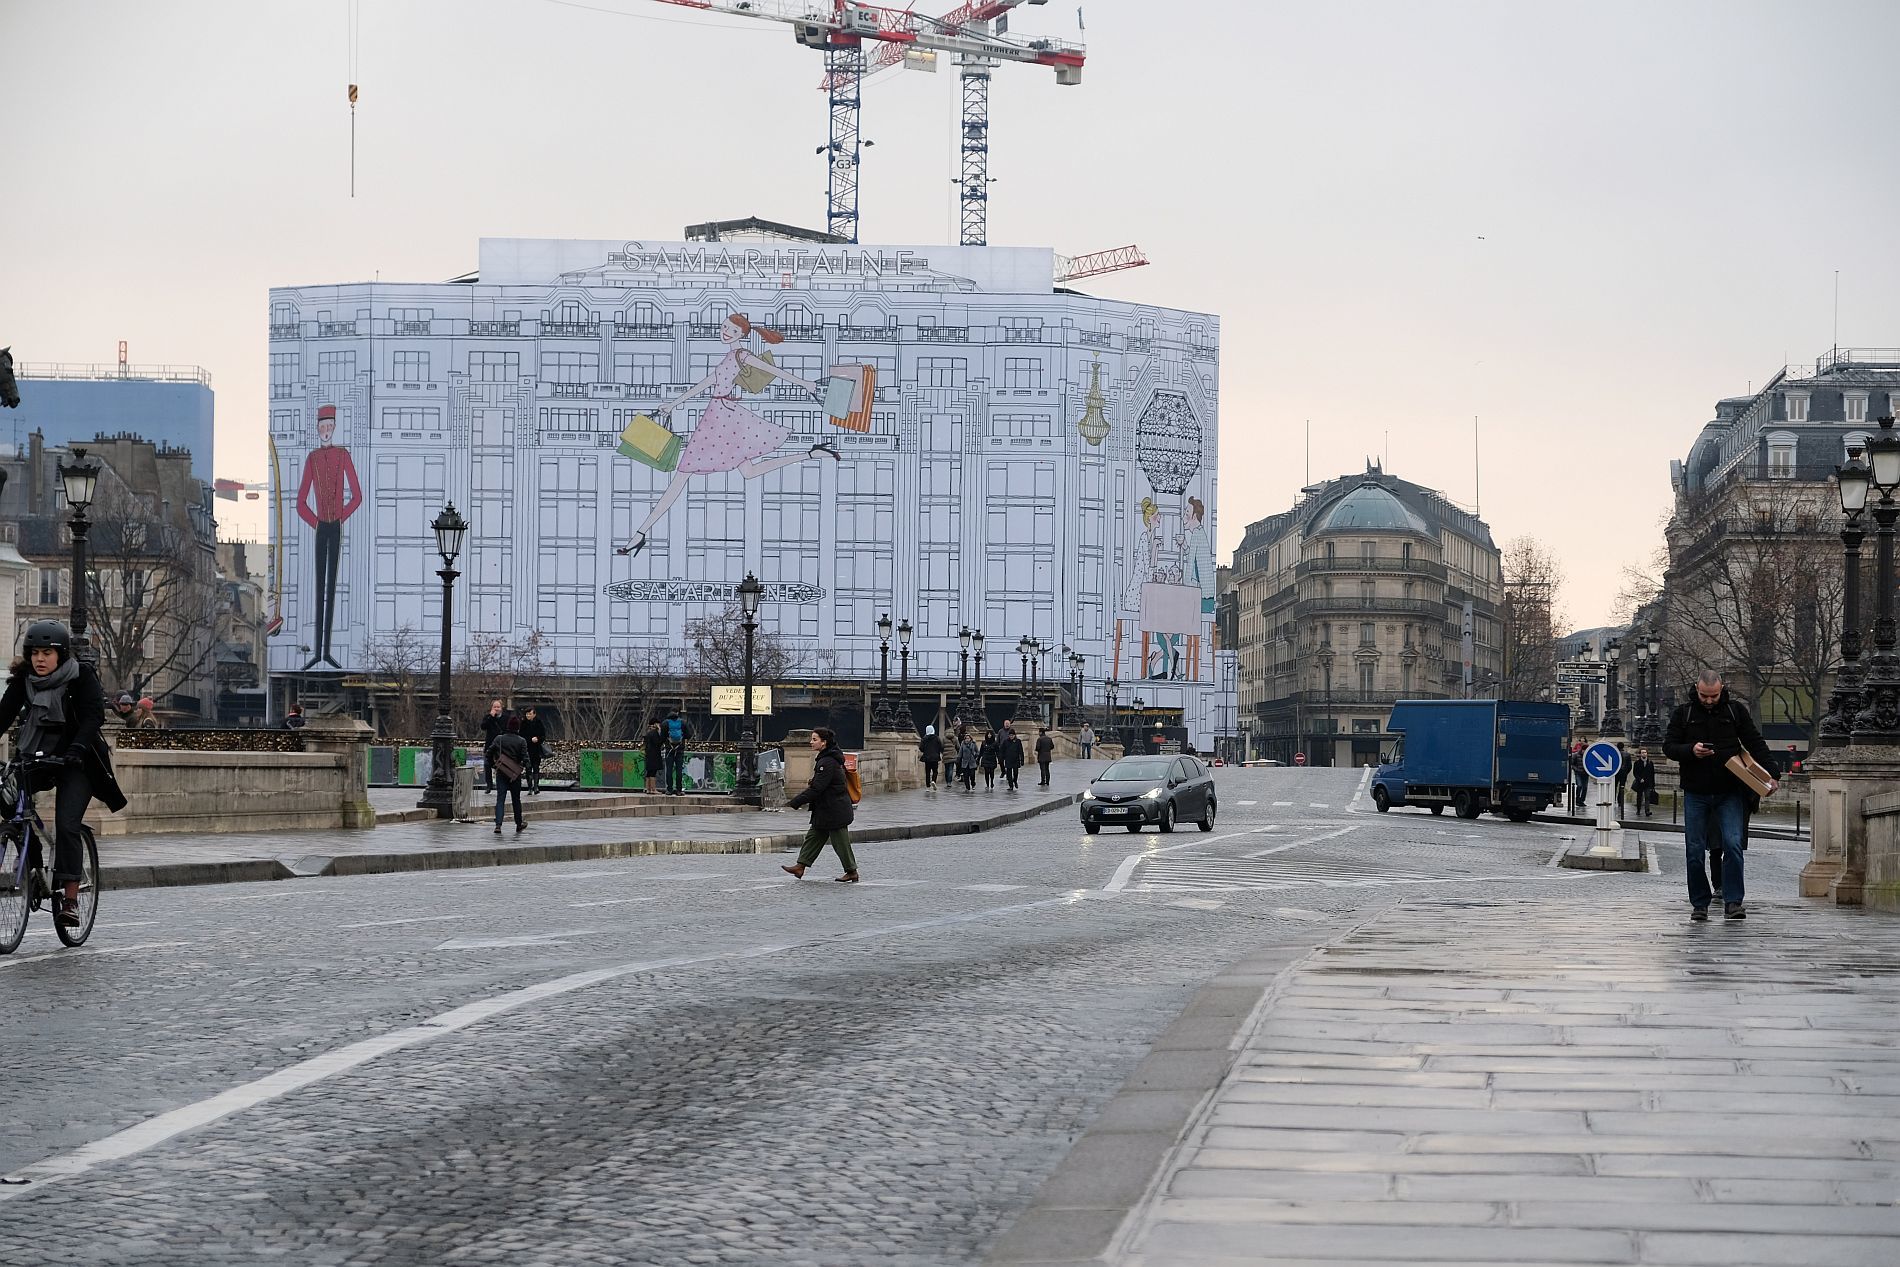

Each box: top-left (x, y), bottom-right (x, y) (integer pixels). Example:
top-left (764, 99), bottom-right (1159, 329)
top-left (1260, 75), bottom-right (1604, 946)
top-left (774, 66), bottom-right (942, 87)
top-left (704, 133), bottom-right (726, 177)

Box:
top-left (1080, 755), bottom-right (1217, 834)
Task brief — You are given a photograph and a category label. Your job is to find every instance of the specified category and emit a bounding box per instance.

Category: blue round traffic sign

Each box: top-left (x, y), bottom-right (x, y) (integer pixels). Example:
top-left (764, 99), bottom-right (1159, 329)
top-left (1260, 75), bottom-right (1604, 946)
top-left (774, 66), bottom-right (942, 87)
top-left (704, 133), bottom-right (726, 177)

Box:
top-left (1583, 741), bottom-right (1623, 780)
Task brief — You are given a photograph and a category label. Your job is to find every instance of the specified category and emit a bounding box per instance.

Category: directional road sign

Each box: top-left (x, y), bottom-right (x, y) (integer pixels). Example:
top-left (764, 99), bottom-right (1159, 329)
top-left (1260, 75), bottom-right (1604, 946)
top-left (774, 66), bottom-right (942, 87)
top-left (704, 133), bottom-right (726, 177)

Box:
top-left (1556, 666), bottom-right (1608, 685)
top-left (1582, 741), bottom-right (1624, 780)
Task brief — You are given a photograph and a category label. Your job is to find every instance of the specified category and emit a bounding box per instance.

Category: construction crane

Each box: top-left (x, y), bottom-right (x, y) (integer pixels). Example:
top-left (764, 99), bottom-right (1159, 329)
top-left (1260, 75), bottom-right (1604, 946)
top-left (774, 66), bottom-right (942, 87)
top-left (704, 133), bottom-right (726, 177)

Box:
top-left (649, 1), bottom-right (1083, 245)
top-left (1054, 244), bottom-right (1149, 285)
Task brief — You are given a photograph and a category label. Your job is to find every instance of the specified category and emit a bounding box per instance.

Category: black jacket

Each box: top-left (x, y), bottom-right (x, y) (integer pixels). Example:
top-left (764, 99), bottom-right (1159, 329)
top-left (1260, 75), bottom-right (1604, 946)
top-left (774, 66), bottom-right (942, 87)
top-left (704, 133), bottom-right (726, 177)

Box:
top-left (1630, 758), bottom-right (1656, 792)
top-left (788, 743), bottom-right (855, 831)
top-left (978, 737), bottom-right (998, 771)
top-left (919, 733), bottom-right (943, 763)
top-left (519, 716), bottom-right (545, 755)
top-left (0, 660), bottom-right (128, 813)
top-left (1663, 690), bottom-right (1773, 796)
top-left (479, 712), bottom-right (506, 754)
top-left (1000, 733), bottom-right (1025, 770)
top-left (1035, 734), bottom-right (1054, 761)
top-left (642, 729), bottom-right (666, 768)
top-left (491, 731), bottom-right (530, 776)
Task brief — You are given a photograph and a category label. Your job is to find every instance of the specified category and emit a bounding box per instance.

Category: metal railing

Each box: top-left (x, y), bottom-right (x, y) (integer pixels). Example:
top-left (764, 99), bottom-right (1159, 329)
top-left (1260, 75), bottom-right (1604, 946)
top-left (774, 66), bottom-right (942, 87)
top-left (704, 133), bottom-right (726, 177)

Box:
top-left (19, 362), bottom-right (213, 387)
top-left (1294, 597), bottom-right (1445, 618)
top-left (1297, 557), bottom-right (1447, 579)
top-left (470, 321), bottom-right (520, 336)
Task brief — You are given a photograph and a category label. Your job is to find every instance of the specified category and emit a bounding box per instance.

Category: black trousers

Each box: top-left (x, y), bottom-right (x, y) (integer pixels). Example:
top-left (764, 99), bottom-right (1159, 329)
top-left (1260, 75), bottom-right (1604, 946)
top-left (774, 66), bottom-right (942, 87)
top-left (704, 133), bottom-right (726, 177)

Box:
top-left (312, 519), bottom-right (342, 658)
top-left (1038, 758), bottom-right (1051, 786)
top-left (494, 776), bottom-right (524, 828)
top-left (32, 762), bottom-right (94, 885)
top-left (922, 759), bottom-right (937, 786)
top-left (525, 749), bottom-right (543, 793)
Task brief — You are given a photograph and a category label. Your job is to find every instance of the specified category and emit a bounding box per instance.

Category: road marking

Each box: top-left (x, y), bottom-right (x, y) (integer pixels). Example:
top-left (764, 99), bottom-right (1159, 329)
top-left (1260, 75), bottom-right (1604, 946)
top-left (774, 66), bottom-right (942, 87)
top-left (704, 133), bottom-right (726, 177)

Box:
top-left (1243, 825), bottom-right (1360, 858)
top-left (0, 941), bottom-right (191, 971)
top-left (212, 891), bottom-right (333, 902)
top-left (1237, 800), bottom-right (1258, 806)
top-left (567, 897), bottom-right (658, 909)
top-left (0, 892), bottom-right (1085, 1199)
top-left (1344, 766), bottom-right (1374, 814)
top-left (435, 930), bottom-right (599, 950)
top-left (1169, 898), bottom-right (1226, 911)
top-left (960, 884), bottom-right (1024, 892)
top-left (855, 879), bottom-right (927, 887)
top-left (23, 920), bottom-right (158, 940)
top-left (1308, 803), bottom-right (1331, 809)
top-left (1103, 825), bottom-right (1285, 893)
top-left (1272, 801), bottom-right (1294, 807)
top-left (338, 914), bottom-right (471, 930)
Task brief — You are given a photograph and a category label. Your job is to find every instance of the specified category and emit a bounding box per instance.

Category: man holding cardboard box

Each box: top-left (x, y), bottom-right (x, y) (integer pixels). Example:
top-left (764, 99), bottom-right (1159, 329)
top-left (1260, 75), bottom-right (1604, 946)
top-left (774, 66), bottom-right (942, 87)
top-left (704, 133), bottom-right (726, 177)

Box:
top-left (1663, 669), bottom-right (1778, 922)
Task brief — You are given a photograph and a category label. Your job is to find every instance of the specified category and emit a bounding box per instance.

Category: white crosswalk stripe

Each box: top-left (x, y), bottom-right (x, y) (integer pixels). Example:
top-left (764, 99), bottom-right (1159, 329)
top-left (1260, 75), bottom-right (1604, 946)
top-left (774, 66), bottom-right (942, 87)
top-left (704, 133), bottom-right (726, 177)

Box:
top-left (1121, 853), bottom-right (1516, 894)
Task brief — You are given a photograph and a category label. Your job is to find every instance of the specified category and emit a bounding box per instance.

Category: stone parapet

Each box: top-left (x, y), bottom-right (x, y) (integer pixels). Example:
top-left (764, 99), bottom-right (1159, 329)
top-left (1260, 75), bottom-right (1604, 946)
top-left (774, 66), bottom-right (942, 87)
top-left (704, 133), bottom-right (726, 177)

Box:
top-left (88, 748), bottom-right (357, 837)
top-left (1800, 744), bottom-right (1900, 907)
top-left (1864, 786), bottom-right (1900, 913)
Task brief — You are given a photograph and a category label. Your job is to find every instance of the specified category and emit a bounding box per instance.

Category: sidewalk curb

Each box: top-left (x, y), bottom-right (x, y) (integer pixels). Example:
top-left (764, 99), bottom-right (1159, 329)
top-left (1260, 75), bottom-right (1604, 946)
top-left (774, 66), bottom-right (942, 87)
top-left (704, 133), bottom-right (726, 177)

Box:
top-left (1536, 812), bottom-right (1804, 842)
top-left (100, 793), bottom-right (1084, 892)
top-left (982, 938), bottom-right (1322, 1266)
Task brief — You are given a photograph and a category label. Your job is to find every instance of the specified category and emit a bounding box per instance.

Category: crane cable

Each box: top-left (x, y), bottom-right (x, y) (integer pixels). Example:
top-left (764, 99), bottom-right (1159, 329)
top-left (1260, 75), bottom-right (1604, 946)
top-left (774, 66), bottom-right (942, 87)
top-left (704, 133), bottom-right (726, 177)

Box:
top-left (347, 0), bottom-right (360, 197)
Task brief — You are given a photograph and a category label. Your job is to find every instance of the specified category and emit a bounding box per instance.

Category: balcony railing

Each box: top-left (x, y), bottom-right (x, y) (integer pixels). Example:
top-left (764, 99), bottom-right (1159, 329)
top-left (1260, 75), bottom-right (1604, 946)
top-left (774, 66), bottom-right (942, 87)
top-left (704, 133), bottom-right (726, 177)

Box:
top-left (613, 322), bottom-right (672, 338)
top-left (20, 361), bottom-right (215, 387)
top-left (1294, 597), bottom-right (1446, 618)
top-left (549, 382), bottom-right (589, 398)
top-left (1297, 557), bottom-right (1447, 579)
top-left (268, 323), bottom-right (300, 340)
top-left (395, 321), bottom-right (433, 335)
top-left (542, 321), bottom-right (597, 337)
top-left (915, 326), bottom-right (969, 342)
top-left (470, 321), bottom-right (520, 336)
top-left (317, 322), bottom-right (358, 338)
top-left (836, 324), bottom-right (897, 340)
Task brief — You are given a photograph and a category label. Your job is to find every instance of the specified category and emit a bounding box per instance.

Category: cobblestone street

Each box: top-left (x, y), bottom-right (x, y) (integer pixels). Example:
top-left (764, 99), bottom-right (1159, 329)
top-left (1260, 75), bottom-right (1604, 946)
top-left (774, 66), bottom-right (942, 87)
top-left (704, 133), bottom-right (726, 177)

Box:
top-left (1, 767), bottom-right (1870, 1265)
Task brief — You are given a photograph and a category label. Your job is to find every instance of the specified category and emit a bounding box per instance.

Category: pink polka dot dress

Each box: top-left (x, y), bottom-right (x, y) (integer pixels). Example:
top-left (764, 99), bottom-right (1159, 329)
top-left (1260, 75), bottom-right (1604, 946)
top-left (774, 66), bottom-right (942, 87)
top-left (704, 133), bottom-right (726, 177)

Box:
top-left (677, 350), bottom-right (792, 475)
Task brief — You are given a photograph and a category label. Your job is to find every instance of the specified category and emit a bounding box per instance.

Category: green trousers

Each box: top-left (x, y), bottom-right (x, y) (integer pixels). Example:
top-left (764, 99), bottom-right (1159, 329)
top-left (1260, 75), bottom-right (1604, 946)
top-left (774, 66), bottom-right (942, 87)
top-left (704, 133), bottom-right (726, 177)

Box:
top-left (797, 825), bottom-right (858, 873)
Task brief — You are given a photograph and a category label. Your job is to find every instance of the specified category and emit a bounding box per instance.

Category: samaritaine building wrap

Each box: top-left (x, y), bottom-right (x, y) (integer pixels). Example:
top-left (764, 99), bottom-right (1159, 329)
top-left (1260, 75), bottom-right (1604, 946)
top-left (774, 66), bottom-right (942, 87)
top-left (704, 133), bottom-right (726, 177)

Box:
top-left (268, 237), bottom-right (1230, 745)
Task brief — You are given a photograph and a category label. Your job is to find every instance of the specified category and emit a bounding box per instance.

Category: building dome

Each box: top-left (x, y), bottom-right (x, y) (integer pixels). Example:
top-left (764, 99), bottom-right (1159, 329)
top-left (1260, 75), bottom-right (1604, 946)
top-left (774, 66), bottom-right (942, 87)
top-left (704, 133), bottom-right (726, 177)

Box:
top-left (1314, 482), bottom-right (1429, 535)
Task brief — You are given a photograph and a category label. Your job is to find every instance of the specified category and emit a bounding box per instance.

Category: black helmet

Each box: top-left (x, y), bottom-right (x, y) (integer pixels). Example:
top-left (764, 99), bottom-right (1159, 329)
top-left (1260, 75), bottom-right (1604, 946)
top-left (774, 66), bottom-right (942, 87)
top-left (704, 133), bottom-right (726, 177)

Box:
top-left (23, 620), bottom-right (71, 654)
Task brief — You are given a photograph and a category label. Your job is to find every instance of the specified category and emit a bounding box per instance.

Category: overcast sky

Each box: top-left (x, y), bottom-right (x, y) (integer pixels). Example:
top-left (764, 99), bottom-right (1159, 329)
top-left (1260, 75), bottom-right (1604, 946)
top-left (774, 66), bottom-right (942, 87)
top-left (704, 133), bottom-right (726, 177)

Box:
top-left (5, 0), bottom-right (1897, 625)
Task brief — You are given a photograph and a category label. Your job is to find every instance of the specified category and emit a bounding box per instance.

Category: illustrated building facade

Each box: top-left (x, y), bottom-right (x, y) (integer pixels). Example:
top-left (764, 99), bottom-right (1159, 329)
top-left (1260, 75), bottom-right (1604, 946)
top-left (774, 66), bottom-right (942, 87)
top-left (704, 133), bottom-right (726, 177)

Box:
top-left (267, 238), bottom-right (1234, 745)
top-left (1232, 465), bottom-right (1504, 766)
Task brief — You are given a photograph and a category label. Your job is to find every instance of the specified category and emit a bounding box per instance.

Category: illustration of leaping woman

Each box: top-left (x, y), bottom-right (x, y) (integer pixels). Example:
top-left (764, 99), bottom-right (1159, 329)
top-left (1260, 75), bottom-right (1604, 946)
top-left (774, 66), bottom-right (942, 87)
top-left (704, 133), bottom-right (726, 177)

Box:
top-left (616, 313), bottom-right (838, 558)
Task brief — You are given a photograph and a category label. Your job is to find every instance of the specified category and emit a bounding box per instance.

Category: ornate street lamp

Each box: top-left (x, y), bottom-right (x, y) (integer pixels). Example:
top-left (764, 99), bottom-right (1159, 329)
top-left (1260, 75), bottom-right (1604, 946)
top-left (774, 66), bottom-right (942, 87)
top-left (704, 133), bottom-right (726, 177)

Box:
top-left (1820, 447), bottom-right (1872, 746)
top-left (1067, 650), bottom-right (1085, 726)
top-left (957, 626), bottom-right (972, 729)
top-left (1316, 641), bottom-right (1335, 767)
top-left (57, 447), bottom-right (102, 667)
top-left (1600, 638), bottom-right (1625, 738)
top-left (972, 629), bottom-right (986, 727)
top-left (418, 502), bottom-right (468, 817)
top-left (871, 611), bottom-right (898, 731)
top-left (1633, 641), bottom-right (1651, 741)
top-left (1013, 634), bottom-right (1037, 720)
top-left (896, 618), bottom-right (913, 732)
top-left (1645, 632), bottom-right (1663, 741)
top-left (1852, 416), bottom-right (1900, 743)
top-left (1105, 677), bottom-right (1118, 741)
top-left (735, 572), bottom-right (764, 802)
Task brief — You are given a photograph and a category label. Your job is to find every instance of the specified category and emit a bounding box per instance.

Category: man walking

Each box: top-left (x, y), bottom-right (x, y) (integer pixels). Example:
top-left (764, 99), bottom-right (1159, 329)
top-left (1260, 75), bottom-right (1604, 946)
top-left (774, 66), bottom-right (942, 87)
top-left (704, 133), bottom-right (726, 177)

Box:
top-left (1035, 726), bottom-right (1054, 787)
top-left (295, 404), bottom-right (364, 671)
top-left (1078, 722), bottom-right (1095, 760)
top-left (641, 719), bottom-right (666, 794)
top-left (1629, 748), bottom-right (1656, 819)
top-left (1663, 669), bottom-right (1776, 922)
top-left (919, 725), bottom-right (943, 789)
top-left (999, 722), bottom-right (1025, 791)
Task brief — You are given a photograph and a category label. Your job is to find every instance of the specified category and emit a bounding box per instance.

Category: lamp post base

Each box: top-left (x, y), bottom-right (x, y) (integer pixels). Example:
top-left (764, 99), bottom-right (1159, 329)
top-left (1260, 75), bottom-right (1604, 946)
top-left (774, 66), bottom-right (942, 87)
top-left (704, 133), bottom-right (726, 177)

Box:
top-left (417, 713), bottom-right (459, 819)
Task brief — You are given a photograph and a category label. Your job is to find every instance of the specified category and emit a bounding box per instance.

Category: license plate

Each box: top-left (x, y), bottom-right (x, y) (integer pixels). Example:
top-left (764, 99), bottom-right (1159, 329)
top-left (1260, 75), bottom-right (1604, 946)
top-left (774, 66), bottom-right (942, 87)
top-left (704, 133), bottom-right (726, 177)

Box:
top-left (1101, 806), bottom-right (1129, 815)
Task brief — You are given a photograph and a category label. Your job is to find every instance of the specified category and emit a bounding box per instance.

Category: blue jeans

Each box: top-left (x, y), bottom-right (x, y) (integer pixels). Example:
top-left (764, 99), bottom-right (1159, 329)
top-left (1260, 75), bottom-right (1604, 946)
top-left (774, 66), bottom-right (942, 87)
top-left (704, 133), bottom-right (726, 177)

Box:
top-left (494, 776), bottom-right (523, 829)
top-left (664, 746), bottom-right (687, 794)
top-left (1683, 789), bottom-right (1746, 908)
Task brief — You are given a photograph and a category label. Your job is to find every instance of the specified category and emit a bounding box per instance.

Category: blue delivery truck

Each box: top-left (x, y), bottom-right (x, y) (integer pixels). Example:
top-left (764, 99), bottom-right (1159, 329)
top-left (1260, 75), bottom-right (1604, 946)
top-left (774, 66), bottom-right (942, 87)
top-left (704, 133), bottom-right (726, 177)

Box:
top-left (1370, 699), bottom-right (1570, 822)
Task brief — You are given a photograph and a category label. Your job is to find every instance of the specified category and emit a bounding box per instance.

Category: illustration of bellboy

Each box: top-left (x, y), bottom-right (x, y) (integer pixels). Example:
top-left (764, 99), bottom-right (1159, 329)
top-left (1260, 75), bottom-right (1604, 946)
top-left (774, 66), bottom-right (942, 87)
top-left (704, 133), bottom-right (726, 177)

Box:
top-left (296, 404), bottom-right (363, 670)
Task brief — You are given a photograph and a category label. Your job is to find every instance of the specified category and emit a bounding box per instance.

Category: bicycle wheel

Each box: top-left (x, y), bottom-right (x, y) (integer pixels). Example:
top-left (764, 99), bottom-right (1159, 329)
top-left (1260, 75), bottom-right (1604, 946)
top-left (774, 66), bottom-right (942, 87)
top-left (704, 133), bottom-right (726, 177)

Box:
top-left (53, 826), bottom-right (99, 948)
top-left (0, 826), bottom-right (31, 955)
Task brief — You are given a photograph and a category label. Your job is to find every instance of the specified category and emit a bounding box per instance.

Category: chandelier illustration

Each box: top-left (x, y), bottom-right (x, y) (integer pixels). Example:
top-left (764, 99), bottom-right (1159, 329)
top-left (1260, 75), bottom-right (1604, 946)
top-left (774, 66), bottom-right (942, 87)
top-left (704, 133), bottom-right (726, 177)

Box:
top-left (1076, 361), bottom-right (1111, 446)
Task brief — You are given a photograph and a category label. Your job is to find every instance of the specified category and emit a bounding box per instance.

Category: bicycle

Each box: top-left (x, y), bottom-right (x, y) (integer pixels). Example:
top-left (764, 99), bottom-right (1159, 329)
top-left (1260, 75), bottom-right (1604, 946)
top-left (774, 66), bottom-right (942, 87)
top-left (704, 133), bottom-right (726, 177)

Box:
top-left (0, 755), bottom-right (100, 953)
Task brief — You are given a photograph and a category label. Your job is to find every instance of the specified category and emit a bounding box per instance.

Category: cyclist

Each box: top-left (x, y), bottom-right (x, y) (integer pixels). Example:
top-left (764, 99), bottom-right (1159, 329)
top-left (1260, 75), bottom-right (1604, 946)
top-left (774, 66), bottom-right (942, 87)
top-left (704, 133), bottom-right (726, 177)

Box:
top-left (0, 621), bottom-right (127, 926)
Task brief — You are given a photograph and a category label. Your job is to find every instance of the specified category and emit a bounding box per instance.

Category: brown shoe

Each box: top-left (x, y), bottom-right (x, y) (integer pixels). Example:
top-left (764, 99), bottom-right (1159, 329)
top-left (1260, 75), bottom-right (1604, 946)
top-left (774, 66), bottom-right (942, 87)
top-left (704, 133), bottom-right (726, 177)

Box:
top-left (835, 872), bottom-right (860, 883)
top-left (781, 864), bottom-right (805, 879)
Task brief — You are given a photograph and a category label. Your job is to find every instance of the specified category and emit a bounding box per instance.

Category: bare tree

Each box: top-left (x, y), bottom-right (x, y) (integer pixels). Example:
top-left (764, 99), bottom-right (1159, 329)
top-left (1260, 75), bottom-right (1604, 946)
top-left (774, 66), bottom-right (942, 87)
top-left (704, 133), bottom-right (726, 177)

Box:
top-left (1500, 536), bottom-right (1569, 700)
top-left (361, 623), bottom-right (434, 738)
top-left (683, 602), bottom-right (799, 740)
top-left (82, 485), bottom-right (222, 701)
top-left (453, 629), bottom-right (551, 735)
top-left (1665, 481), bottom-right (1844, 747)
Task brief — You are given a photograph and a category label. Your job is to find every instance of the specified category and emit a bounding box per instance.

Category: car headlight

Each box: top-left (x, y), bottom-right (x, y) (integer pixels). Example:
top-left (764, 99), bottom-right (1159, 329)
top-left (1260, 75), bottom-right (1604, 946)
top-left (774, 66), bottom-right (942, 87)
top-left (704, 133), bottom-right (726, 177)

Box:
top-left (1141, 787), bottom-right (1164, 800)
top-left (1082, 788), bottom-right (1095, 801)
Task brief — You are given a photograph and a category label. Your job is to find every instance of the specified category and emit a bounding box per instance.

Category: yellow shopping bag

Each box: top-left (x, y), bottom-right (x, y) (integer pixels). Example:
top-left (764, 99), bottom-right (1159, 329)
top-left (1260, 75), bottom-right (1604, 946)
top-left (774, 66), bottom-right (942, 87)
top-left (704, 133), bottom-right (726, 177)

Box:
top-left (735, 349), bottom-right (776, 395)
top-left (618, 413), bottom-right (682, 472)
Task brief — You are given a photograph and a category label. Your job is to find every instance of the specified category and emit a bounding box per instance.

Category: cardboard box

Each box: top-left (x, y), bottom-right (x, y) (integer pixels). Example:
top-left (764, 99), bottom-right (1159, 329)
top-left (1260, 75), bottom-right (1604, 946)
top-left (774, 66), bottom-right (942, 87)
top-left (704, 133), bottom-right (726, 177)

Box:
top-left (1726, 752), bottom-right (1777, 798)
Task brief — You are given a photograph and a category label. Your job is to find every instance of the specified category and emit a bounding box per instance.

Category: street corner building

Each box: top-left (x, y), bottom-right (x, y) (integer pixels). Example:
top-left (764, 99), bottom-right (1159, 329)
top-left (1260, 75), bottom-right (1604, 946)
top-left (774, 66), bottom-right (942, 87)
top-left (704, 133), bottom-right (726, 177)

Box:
top-left (265, 237), bottom-right (1234, 745)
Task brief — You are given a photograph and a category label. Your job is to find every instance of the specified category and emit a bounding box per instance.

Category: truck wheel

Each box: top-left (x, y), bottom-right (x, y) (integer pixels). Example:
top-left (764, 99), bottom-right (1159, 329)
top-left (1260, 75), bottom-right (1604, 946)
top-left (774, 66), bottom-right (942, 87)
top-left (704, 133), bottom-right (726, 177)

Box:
top-left (1453, 791), bottom-right (1479, 819)
top-left (1429, 804), bottom-right (1444, 816)
top-left (1371, 786), bottom-right (1390, 813)
top-left (1506, 810), bottom-right (1532, 823)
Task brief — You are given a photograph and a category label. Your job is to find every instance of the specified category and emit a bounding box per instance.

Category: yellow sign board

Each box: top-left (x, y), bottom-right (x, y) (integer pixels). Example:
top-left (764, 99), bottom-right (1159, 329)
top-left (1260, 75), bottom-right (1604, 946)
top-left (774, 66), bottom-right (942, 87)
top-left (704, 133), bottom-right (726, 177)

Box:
top-left (711, 686), bottom-right (773, 715)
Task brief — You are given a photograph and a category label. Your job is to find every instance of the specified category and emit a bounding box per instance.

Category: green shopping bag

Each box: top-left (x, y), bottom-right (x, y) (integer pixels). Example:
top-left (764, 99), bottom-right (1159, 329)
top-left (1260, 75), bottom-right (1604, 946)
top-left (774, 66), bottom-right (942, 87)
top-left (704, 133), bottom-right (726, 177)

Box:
top-left (618, 413), bottom-right (682, 472)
